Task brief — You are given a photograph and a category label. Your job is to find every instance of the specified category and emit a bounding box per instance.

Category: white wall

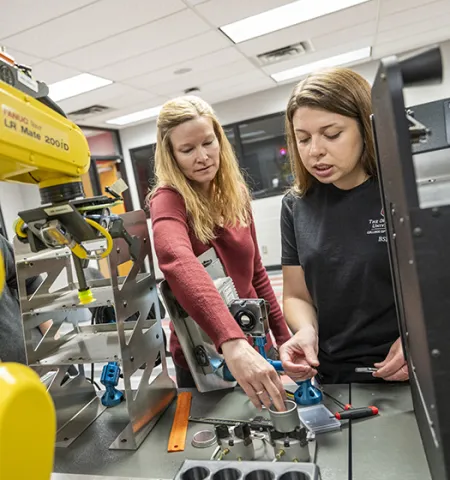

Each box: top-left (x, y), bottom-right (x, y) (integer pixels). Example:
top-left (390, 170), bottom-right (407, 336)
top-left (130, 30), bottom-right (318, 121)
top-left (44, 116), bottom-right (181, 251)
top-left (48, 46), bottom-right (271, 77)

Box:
top-left (0, 182), bottom-right (41, 241)
top-left (120, 40), bottom-right (450, 273)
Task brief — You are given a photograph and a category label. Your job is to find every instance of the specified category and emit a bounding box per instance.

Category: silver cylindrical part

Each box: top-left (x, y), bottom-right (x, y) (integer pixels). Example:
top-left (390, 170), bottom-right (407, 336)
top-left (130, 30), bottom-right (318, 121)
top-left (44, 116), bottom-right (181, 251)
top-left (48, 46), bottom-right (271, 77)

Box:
top-left (268, 400), bottom-right (300, 433)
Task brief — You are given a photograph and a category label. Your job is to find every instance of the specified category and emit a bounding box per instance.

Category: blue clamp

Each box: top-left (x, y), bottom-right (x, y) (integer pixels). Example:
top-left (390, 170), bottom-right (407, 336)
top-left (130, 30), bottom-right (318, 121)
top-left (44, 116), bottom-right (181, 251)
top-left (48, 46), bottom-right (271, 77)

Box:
top-left (100, 362), bottom-right (124, 407)
top-left (294, 379), bottom-right (322, 405)
top-left (222, 336), bottom-right (323, 406)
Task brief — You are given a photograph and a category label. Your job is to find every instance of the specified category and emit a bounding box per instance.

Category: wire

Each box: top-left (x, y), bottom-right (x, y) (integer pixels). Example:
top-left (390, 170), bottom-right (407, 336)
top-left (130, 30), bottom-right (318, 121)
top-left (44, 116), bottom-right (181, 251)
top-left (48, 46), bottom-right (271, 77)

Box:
top-left (86, 377), bottom-right (101, 390)
top-left (70, 218), bottom-right (113, 260)
top-left (321, 391), bottom-right (347, 410)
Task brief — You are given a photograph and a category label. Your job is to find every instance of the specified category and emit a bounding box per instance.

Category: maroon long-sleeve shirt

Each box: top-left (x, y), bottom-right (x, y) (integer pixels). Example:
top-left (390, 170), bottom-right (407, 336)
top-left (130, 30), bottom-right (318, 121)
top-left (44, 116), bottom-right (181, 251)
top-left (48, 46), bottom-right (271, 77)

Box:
top-left (149, 186), bottom-right (291, 370)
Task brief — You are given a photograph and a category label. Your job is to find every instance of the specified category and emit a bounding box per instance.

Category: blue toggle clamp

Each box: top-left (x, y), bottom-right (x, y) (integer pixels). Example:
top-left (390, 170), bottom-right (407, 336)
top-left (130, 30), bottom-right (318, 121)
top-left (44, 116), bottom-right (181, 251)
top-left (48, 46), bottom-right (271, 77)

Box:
top-left (100, 361), bottom-right (124, 407)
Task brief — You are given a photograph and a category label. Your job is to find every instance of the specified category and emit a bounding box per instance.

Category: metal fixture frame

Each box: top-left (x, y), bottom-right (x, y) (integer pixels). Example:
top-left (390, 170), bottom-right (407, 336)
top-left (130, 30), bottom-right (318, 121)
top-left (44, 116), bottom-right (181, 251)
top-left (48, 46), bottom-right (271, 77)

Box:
top-left (14, 210), bottom-right (177, 450)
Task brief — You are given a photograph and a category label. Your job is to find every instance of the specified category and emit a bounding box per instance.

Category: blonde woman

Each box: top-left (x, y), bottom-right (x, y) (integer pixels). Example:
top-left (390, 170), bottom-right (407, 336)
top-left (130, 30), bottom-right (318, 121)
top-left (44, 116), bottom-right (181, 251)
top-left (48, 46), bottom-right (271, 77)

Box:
top-left (148, 96), bottom-right (290, 411)
top-left (279, 68), bottom-right (408, 385)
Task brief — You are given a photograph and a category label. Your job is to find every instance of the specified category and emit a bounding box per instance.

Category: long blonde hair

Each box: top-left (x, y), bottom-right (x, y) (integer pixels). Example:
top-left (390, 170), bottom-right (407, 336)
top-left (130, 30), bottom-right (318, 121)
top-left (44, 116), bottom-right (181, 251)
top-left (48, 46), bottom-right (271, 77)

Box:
top-left (150, 96), bottom-right (251, 243)
top-left (285, 67), bottom-right (377, 195)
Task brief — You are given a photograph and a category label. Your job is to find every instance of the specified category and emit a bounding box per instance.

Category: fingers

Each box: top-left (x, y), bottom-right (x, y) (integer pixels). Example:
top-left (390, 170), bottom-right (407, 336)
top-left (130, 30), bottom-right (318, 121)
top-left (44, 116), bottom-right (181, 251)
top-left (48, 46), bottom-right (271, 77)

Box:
top-left (281, 359), bottom-right (314, 374)
top-left (374, 353), bottom-right (407, 379)
top-left (246, 372), bottom-right (286, 412)
top-left (266, 371), bottom-right (287, 412)
top-left (384, 364), bottom-right (409, 382)
top-left (373, 360), bottom-right (386, 368)
top-left (289, 368), bottom-right (317, 382)
top-left (303, 346), bottom-right (320, 367)
top-left (240, 381), bottom-right (264, 411)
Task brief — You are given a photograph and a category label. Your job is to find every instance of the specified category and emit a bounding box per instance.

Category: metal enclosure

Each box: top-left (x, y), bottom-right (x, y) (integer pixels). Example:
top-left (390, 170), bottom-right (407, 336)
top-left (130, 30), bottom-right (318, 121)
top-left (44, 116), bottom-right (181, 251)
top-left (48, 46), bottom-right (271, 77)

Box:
top-left (14, 209), bottom-right (177, 450)
top-left (371, 46), bottom-right (450, 479)
top-left (160, 248), bottom-right (237, 392)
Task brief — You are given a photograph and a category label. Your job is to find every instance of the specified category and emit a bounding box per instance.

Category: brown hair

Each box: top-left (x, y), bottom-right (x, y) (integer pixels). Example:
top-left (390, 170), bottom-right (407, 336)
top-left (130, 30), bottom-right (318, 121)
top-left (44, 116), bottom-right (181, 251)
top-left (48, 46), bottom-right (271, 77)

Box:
top-left (149, 95), bottom-right (251, 243)
top-left (285, 67), bottom-right (377, 195)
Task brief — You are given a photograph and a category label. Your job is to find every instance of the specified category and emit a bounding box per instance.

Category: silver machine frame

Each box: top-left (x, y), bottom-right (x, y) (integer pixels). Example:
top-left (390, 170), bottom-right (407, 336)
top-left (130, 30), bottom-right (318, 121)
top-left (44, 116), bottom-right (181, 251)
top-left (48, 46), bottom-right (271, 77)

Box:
top-left (14, 209), bottom-right (177, 450)
top-left (160, 248), bottom-right (237, 393)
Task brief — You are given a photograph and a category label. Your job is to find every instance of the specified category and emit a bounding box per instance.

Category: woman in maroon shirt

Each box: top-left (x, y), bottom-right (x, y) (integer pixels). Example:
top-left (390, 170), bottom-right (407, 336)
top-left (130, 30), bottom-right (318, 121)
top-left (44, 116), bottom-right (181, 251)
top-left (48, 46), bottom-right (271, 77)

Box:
top-left (148, 95), bottom-right (291, 411)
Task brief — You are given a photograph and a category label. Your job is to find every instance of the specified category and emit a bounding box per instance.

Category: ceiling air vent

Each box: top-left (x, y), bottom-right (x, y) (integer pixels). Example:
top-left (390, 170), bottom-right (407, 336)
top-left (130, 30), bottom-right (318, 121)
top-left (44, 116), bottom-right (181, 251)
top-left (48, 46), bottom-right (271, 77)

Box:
top-left (255, 41), bottom-right (314, 66)
top-left (68, 104), bottom-right (112, 122)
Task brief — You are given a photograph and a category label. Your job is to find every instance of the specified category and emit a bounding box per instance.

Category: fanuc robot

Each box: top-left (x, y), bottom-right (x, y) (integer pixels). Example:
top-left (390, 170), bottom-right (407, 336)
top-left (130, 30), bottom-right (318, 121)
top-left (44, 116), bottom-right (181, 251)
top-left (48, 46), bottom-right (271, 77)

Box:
top-left (0, 49), bottom-right (176, 479)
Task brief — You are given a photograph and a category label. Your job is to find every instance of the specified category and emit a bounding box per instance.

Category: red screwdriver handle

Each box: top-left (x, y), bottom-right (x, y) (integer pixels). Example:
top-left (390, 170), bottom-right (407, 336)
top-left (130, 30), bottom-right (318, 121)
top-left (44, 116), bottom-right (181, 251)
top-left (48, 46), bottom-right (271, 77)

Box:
top-left (335, 406), bottom-right (379, 420)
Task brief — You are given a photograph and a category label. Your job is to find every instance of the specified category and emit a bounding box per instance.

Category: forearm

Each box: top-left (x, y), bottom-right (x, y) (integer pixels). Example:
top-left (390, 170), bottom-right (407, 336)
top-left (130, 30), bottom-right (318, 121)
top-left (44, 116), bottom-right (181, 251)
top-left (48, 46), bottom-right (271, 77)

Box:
top-left (283, 297), bottom-right (318, 334)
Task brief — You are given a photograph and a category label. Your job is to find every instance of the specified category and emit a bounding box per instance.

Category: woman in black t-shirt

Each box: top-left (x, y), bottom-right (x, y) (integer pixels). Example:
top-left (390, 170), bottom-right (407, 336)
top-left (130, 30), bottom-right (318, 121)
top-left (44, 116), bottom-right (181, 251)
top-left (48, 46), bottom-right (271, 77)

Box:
top-left (278, 67), bottom-right (408, 384)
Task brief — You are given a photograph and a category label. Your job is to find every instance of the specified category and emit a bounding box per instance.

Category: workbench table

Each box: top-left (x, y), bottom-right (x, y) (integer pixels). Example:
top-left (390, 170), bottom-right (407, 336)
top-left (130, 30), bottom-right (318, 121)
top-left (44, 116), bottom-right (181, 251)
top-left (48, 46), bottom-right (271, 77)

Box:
top-left (52, 383), bottom-right (430, 480)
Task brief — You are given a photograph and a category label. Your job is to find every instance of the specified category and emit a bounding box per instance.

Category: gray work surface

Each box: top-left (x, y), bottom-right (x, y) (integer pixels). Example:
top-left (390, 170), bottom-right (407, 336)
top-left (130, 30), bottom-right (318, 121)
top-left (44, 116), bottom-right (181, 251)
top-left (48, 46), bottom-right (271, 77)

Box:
top-left (53, 383), bottom-right (430, 480)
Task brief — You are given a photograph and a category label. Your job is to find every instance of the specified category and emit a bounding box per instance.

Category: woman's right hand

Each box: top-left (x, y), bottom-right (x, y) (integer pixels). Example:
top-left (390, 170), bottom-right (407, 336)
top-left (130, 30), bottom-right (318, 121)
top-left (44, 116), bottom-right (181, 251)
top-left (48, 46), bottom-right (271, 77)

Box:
top-left (279, 326), bottom-right (319, 382)
top-left (221, 338), bottom-right (286, 412)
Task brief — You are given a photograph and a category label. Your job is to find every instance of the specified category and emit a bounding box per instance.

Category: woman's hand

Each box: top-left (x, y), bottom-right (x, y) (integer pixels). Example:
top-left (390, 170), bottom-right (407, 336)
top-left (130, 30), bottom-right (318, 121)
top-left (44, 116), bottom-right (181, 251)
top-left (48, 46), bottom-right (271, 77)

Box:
top-left (373, 337), bottom-right (409, 381)
top-left (221, 339), bottom-right (286, 411)
top-left (279, 326), bottom-right (319, 382)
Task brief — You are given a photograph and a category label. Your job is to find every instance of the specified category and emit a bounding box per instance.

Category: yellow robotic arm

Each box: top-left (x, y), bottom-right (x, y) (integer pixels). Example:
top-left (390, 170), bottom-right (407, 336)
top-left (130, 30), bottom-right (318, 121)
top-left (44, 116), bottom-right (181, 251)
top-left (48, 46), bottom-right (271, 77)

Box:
top-left (0, 49), bottom-right (106, 480)
top-left (0, 50), bottom-right (90, 194)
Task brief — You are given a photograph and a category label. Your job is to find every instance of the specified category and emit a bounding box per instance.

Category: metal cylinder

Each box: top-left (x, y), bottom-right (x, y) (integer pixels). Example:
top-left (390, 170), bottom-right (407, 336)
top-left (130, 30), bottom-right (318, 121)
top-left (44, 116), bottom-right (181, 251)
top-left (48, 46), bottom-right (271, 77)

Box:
top-left (268, 400), bottom-right (300, 433)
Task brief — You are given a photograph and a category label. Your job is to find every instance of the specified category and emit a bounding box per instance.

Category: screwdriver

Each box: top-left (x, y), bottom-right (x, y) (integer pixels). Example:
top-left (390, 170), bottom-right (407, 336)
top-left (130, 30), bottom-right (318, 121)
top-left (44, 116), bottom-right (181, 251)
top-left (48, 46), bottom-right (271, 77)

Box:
top-left (335, 406), bottom-right (379, 420)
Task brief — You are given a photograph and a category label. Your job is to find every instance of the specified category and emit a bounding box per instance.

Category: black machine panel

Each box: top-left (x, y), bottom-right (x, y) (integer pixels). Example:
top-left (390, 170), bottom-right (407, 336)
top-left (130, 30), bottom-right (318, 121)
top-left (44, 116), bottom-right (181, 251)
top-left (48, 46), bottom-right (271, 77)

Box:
top-left (371, 46), bottom-right (450, 480)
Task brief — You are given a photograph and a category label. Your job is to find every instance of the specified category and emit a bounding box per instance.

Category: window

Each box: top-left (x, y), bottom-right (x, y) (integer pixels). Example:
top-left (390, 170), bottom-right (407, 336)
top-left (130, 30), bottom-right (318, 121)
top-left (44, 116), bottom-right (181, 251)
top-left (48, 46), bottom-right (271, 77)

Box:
top-left (130, 144), bottom-right (156, 216)
top-left (127, 112), bottom-right (292, 206)
top-left (238, 113), bottom-right (292, 199)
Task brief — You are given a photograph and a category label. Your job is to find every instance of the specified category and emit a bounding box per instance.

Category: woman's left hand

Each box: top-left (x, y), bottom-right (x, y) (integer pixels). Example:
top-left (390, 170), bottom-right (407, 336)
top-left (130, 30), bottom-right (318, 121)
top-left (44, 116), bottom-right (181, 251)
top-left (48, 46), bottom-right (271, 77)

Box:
top-left (373, 337), bottom-right (409, 381)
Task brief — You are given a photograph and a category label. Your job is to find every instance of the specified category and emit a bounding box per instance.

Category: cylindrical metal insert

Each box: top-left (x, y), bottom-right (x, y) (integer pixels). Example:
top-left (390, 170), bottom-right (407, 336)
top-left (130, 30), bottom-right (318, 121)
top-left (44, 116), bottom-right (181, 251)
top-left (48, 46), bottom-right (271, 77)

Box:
top-left (191, 430), bottom-right (217, 448)
top-left (268, 399), bottom-right (300, 433)
top-left (212, 468), bottom-right (241, 480)
top-left (244, 470), bottom-right (275, 480)
top-left (181, 467), bottom-right (210, 480)
top-left (279, 472), bottom-right (310, 480)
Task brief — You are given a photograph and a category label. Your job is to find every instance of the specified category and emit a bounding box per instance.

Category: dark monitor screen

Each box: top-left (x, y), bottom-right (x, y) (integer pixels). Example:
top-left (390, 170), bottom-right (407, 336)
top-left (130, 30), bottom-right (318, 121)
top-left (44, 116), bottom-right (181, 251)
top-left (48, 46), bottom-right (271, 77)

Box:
top-left (371, 46), bottom-right (450, 480)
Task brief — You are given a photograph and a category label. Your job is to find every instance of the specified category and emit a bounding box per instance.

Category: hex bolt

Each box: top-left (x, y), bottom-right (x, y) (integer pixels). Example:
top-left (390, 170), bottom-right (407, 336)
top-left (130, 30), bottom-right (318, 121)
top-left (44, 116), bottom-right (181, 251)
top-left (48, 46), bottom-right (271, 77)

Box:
top-left (413, 227), bottom-right (422, 237)
top-left (431, 349), bottom-right (440, 358)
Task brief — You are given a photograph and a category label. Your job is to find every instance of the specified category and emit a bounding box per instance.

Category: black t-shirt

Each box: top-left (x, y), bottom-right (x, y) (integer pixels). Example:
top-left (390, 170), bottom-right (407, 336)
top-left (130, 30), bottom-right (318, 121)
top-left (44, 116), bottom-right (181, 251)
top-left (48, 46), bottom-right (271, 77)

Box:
top-left (281, 178), bottom-right (399, 384)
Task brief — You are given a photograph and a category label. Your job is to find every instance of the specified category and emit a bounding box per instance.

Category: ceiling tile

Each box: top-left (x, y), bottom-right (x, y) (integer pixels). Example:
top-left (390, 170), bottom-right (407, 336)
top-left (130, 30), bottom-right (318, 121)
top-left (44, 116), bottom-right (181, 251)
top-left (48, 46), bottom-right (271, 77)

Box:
top-left (376, 14), bottom-right (450, 45)
top-left (3, 0), bottom-right (186, 58)
top-left (379, 0), bottom-right (441, 16)
top-left (203, 78), bottom-right (276, 105)
top-left (201, 70), bottom-right (273, 95)
top-left (373, 26), bottom-right (450, 59)
top-left (0, 0), bottom-right (97, 39)
top-left (150, 59), bottom-right (259, 96)
top-left (57, 83), bottom-right (147, 113)
top-left (237, 1), bottom-right (378, 57)
top-left (92, 30), bottom-right (231, 82)
top-left (53, 9), bottom-right (211, 71)
top-left (103, 90), bottom-right (160, 110)
top-left (30, 61), bottom-right (80, 84)
top-left (185, 0), bottom-right (208, 4)
top-left (261, 36), bottom-right (374, 75)
top-left (124, 47), bottom-right (249, 90)
top-left (195, 0), bottom-right (295, 27)
top-left (378, 0), bottom-right (449, 32)
top-left (312, 21), bottom-right (377, 51)
top-left (81, 98), bottom-right (167, 125)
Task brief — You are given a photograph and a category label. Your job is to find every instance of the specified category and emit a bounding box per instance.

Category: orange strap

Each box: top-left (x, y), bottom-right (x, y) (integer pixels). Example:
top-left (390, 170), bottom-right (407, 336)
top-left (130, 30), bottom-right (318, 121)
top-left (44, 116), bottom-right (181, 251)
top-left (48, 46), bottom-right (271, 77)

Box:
top-left (167, 391), bottom-right (192, 452)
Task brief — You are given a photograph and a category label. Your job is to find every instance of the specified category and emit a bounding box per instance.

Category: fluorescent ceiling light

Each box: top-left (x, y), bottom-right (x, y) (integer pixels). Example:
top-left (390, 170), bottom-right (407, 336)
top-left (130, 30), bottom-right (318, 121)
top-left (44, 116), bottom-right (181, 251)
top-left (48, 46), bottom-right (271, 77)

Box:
top-left (271, 46), bottom-right (372, 83)
top-left (49, 73), bottom-right (112, 102)
top-left (220, 0), bottom-right (370, 43)
top-left (106, 105), bottom-right (163, 126)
